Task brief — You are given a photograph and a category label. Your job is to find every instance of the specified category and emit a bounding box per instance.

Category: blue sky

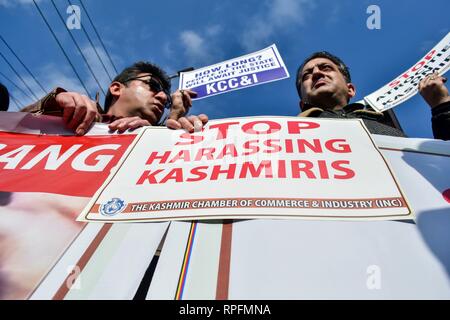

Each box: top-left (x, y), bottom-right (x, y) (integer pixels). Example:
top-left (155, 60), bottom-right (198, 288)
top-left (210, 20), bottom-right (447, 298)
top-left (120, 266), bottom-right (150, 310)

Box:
top-left (0, 0), bottom-right (448, 138)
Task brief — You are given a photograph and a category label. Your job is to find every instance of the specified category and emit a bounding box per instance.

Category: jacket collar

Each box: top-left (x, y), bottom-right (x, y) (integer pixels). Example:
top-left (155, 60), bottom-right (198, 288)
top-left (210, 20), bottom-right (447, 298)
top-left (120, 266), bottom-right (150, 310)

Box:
top-left (298, 102), bottom-right (384, 119)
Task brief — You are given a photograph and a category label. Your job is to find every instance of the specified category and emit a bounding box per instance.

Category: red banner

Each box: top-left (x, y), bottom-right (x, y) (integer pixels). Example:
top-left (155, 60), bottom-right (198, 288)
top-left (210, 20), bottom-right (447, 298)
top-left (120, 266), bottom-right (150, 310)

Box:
top-left (0, 132), bottom-right (136, 197)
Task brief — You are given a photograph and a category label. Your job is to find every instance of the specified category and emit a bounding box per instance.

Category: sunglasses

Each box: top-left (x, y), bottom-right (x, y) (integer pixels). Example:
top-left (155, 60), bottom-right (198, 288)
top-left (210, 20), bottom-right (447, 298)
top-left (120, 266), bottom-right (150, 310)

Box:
top-left (123, 75), bottom-right (172, 108)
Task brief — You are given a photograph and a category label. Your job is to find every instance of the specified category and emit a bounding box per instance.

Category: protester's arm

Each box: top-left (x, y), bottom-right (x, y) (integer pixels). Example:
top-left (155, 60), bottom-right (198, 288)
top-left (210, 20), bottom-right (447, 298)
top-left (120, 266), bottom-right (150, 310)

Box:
top-left (21, 88), bottom-right (101, 136)
top-left (166, 89), bottom-right (209, 132)
top-left (418, 73), bottom-right (450, 140)
top-left (21, 87), bottom-right (67, 115)
top-left (430, 102), bottom-right (450, 140)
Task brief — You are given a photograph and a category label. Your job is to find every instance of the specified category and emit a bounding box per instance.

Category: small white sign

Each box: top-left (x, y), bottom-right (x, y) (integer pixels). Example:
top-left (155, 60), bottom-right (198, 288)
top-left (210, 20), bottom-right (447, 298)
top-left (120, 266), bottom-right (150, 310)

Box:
top-left (365, 32), bottom-right (450, 112)
top-left (179, 44), bottom-right (289, 99)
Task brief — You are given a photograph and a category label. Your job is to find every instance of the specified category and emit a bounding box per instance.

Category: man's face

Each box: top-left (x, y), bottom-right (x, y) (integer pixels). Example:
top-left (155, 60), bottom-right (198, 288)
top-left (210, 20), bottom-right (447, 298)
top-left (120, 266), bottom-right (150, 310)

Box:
top-left (112, 73), bottom-right (169, 125)
top-left (299, 57), bottom-right (354, 109)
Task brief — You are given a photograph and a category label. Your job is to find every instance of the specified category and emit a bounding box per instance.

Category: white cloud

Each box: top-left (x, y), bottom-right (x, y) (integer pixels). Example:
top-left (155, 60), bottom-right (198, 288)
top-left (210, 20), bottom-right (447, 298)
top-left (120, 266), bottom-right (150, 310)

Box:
top-left (179, 30), bottom-right (214, 66)
top-left (162, 41), bottom-right (175, 61)
top-left (240, 0), bottom-right (314, 51)
top-left (206, 25), bottom-right (223, 37)
top-left (180, 31), bottom-right (205, 56)
top-left (174, 24), bottom-right (225, 68)
top-left (36, 65), bottom-right (88, 95)
top-left (271, 0), bottom-right (308, 25)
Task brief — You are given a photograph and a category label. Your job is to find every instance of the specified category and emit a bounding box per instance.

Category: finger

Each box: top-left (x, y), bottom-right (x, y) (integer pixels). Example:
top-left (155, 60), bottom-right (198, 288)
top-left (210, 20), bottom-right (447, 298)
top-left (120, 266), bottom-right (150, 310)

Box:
top-left (128, 119), bottom-right (150, 129)
top-left (115, 117), bottom-right (146, 132)
top-left (76, 96), bottom-right (97, 135)
top-left (428, 72), bottom-right (441, 83)
top-left (69, 107), bottom-right (86, 132)
top-left (178, 117), bottom-right (194, 133)
top-left (442, 76), bottom-right (447, 83)
top-left (172, 90), bottom-right (184, 103)
top-left (184, 92), bottom-right (193, 108)
top-left (418, 76), bottom-right (425, 92)
top-left (179, 90), bottom-right (189, 107)
top-left (421, 74), bottom-right (434, 89)
top-left (67, 93), bottom-right (87, 130)
top-left (184, 89), bottom-right (198, 98)
top-left (198, 113), bottom-right (209, 124)
top-left (108, 119), bottom-right (129, 132)
top-left (78, 96), bottom-right (100, 130)
top-left (62, 103), bottom-right (75, 125)
top-left (168, 90), bottom-right (188, 120)
top-left (108, 119), bottom-right (123, 131)
top-left (76, 107), bottom-right (96, 136)
top-left (178, 90), bottom-right (192, 114)
top-left (183, 90), bottom-right (197, 109)
top-left (187, 115), bottom-right (203, 132)
top-left (166, 118), bottom-right (182, 130)
top-left (116, 119), bottom-right (133, 133)
top-left (59, 95), bottom-right (76, 124)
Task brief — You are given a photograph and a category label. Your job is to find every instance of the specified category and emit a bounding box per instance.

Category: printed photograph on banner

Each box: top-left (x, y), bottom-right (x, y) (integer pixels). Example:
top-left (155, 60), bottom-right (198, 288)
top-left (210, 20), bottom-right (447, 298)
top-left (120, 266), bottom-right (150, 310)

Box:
top-left (0, 117), bottom-right (137, 299)
top-left (0, 191), bottom-right (88, 300)
top-left (79, 116), bottom-right (412, 223)
top-left (179, 44), bottom-right (289, 100)
top-left (364, 32), bottom-right (450, 112)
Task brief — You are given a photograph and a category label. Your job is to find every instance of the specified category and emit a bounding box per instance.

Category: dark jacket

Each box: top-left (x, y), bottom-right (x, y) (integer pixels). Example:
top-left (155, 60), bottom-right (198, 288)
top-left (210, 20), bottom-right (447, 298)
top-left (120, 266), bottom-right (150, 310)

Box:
top-left (431, 102), bottom-right (450, 140)
top-left (298, 102), bottom-right (450, 140)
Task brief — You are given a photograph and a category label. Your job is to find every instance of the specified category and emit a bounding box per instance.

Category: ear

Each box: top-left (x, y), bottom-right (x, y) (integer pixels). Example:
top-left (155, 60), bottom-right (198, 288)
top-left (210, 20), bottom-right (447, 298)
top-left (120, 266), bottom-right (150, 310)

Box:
top-left (347, 83), bottom-right (356, 100)
top-left (109, 81), bottom-right (123, 99)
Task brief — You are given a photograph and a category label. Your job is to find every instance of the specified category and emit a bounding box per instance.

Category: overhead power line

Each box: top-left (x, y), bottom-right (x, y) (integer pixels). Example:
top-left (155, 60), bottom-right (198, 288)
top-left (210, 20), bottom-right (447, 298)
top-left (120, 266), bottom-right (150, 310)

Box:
top-left (0, 71), bottom-right (29, 109)
top-left (8, 92), bottom-right (22, 111)
top-left (32, 0), bottom-right (91, 97)
top-left (50, 0), bottom-right (106, 96)
top-left (0, 69), bottom-right (35, 101)
top-left (0, 50), bottom-right (39, 100)
top-left (79, 0), bottom-right (119, 74)
top-left (0, 34), bottom-right (47, 95)
top-left (67, 0), bottom-right (114, 82)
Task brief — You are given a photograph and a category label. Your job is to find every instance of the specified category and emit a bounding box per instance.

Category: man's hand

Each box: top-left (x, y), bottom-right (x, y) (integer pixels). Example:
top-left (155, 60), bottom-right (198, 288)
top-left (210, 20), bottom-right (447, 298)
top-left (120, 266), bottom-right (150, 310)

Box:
top-left (418, 73), bottom-right (450, 109)
top-left (55, 92), bottom-right (100, 135)
top-left (172, 114), bottom-right (209, 132)
top-left (108, 116), bottom-right (150, 133)
top-left (165, 89), bottom-right (208, 131)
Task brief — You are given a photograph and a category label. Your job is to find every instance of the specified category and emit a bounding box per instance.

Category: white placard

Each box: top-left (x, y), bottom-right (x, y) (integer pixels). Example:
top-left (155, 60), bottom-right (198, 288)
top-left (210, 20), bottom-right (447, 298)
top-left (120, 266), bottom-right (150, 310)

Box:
top-left (78, 117), bottom-right (412, 222)
top-left (364, 32), bottom-right (450, 112)
top-left (179, 44), bottom-right (289, 99)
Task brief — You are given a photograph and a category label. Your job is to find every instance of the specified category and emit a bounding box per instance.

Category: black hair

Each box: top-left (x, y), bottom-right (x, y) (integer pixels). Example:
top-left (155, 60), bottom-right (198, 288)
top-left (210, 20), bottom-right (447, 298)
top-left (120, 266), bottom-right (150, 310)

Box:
top-left (103, 61), bottom-right (171, 112)
top-left (295, 51), bottom-right (351, 99)
top-left (0, 82), bottom-right (9, 111)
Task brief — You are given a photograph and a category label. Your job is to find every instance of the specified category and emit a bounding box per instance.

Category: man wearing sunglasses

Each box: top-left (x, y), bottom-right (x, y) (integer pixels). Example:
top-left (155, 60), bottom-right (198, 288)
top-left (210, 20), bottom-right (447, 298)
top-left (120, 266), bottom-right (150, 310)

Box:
top-left (21, 61), bottom-right (207, 135)
top-left (103, 61), bottom-right (207, 133)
